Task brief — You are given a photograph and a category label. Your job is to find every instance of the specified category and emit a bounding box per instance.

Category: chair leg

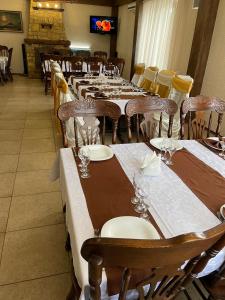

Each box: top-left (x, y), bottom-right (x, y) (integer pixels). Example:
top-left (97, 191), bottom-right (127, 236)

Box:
top-left (63, 204), bottom-right (66, 213)
top-left (65, 233), bottom-right (71, 252)
top-left (44, 78), bottom-right (48, 95)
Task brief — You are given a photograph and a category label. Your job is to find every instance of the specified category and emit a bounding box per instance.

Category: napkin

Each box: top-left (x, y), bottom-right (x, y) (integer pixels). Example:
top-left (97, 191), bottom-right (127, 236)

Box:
top-left (141, 151), bottom-right (161, 176)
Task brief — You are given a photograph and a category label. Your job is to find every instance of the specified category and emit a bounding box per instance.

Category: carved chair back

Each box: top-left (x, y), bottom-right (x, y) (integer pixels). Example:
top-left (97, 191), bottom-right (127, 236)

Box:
top-left (180, 96), bottom-right (225, 139)
top-left (64, 56), bottom-right (83, 78)
top-left (87, 57), bottom-right (104, 75)
top-left (125, 96), bottom-right (178, 142)
top-left (0, 45), bottom-right (8, 57)
top-left (81, 223), bottom-right (225, 300)
top-left (94, 51), bottom-right (107, 61)
top-left (42, 54), bottom-right (63, 74)
top-left (107, 58), bottom-right (125, 75)
top-left (58, 99), bottom-right (121, 147)
top-left (104, 63), bottom-right (116, 76)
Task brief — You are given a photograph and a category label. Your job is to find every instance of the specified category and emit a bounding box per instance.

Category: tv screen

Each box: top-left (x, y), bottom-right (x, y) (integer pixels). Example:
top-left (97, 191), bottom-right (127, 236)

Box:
top-left (90, 16), bottom-right (117, 34)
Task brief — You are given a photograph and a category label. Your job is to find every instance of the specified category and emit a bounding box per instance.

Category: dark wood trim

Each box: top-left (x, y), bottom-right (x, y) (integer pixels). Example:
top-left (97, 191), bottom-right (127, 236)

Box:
top-left (33, 0), bottom-right (114, 6)
top-left (24, 39), bottom-right (71, 46)
top-left (110, 6), bottom-right (118, 57)
top-left (187, 0), bottom-right (220, 96)
top-left (115, 0), bottom-right (136, 6)
top-left (130, 0), bottom-right (141, 80)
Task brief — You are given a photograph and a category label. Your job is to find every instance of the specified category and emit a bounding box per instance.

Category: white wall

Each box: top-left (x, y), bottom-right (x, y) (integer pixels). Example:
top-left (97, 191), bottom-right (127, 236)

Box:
top-left (0, 0), bottom-right (29, 74)
top-left (201, 0), bottom-right (225, 135)
top-left (64, 4), bottom-right (111, 55)
top-left (116, 4), bottom-right (135, 80)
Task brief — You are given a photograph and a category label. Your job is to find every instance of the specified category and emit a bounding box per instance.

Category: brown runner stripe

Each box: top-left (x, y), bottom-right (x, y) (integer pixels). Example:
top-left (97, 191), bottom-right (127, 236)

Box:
top-left (146, 142), bottom-right (225, 215)
top-left (72, 151), bottom-right (163, 296)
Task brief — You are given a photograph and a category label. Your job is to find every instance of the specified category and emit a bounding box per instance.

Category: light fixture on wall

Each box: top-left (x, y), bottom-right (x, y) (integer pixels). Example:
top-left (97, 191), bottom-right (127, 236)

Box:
top-left (33, 1), bottom-right (64, 12)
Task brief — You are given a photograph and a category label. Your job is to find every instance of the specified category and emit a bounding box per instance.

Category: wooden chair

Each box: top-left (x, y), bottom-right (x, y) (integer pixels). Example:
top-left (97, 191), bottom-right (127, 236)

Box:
top-left (58, 99), bottom-right (121, 147)
top-left (107, 57), bottom-right (125, 76)
top-left (180, 96), bottom-right (225, 139)
top-left (42, 54), bottom-right (63, 95)
top-left (76, 223), bottom-right (225, 300)
top-left (94, 51), bottom-right (107, 61)
top-left (74, 50), bottom-right (91, 58)
top-left (87, 57), bottom-right (104, 75)
top-left (125, 96), bottom-right (178, 142)
top-left (5, 48), bottom-right (13, 81)
top-left (0, 45), bottom-right (8, 57)
top-left (64, 56), bottom-right (83, 79)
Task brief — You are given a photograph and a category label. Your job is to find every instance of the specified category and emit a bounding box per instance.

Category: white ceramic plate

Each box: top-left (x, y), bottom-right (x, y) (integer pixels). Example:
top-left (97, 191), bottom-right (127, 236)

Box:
top-left (82, 145), bottom-right (114, 161)
top-left (150, 137), bottom-right (183, 151)
top-left (101, 216), bottom-right (160, 240)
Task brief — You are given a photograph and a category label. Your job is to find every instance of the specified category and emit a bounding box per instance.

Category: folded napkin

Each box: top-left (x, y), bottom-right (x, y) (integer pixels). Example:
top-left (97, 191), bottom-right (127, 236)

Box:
top-left (141, 151), bottom-right (161, 176)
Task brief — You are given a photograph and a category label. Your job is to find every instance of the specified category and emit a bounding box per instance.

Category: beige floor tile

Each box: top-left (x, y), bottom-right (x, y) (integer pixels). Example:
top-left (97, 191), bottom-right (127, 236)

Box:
top-left (0, 273), bottom-right (71, 300)
top-left (27, 111), bottom-right (52, 120)
top-left (0, 233), bottom-right (4, 253)
top-left (0, 120), bottom-right (25, 130)
top-left (18, 152), bottom-right (56, 171)
top-left (13, 170), bottom-right (59, 196)
top-left (0, 224), bottom-right (70, 285)
top-left (21, 138), bottom-right (55, 153)
top-left (0, 155), bottom-right (19, 173)
top-left (25, 119), bottom-right (52, 129)
top-left (7, 192), bottom-right (63, 231)
top-left (0, 198), bottom-right (11, 232)
top-left (0, 173), bottom-right (15, 197)
top-left (23, 128), bottom-right (53, 139)
top-left (0, 141), bottom-right (21, 154)
top-left (0, 129), bottom-right (23, 141)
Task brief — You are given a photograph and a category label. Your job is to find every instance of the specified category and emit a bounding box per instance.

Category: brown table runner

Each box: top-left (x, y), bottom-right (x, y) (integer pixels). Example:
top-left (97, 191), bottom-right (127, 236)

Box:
top-left (76, 81), bottom-right (123, 91)
top-left (73, 153), bottom-right (162, 295)
top-left (147, 142), bottom-right (225, 215)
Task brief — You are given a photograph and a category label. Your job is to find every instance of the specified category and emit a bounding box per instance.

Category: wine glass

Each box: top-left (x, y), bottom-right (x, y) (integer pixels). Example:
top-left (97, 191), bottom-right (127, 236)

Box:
top-left (79, 148), bottom-right (91, 178)
top-left (219, 138), bottom-right (225, 158)
top-left (166, 140), bottom-right (177, 165)
top-left (131, 172), bottom-right (142, 204)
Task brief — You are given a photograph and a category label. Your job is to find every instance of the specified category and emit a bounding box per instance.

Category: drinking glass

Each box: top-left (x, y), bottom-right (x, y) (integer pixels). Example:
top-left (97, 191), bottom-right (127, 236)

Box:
top-left (131, 172), bottom-right (142, 204)
top-left (78, 148), bottom-right (85, 170)
top-left (166, 140), bottom-right (177, 165)
top-left (160, 138), bottom-right (167, 161)
top-left (78, 148), bottom-right (91, 178)
top-left (219, 138), bottom-right (225, 158)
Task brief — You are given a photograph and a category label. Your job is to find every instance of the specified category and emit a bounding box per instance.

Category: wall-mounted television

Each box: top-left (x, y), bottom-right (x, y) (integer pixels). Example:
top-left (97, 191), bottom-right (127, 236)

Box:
top-left (90, 16), bottom-right (117, 34)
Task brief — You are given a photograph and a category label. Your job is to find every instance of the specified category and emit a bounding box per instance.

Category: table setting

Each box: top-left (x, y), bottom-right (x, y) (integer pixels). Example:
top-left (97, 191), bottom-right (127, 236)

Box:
top-left (50, 135), bottom-right (225, 299)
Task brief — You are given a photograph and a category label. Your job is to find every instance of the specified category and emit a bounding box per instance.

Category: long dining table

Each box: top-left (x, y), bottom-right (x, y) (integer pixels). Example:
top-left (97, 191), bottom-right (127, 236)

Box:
top-left (52, 138), bottom-right (225, 299)
top-left (70, 76), bottom-right (149, 114)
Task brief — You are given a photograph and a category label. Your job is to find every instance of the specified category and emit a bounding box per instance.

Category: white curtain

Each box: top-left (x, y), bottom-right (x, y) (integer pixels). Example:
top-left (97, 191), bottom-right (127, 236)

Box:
top-left (136, 0), bottom-right (178, 69)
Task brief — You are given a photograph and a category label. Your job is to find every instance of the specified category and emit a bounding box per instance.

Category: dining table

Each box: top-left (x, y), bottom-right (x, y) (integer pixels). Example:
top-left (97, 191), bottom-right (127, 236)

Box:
top-left (51, 138), bottom-right (225, 300)
top-left (70, 75), bottom-right (149, 114)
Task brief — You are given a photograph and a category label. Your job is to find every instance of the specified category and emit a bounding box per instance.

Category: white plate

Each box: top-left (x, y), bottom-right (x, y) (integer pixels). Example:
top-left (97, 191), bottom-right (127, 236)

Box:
top-left (150, 137), bottom-right (183, 151)
top-left (101, 216), bottom-right (160, 240)
top-left (82, 145), bottom-right (114, 161)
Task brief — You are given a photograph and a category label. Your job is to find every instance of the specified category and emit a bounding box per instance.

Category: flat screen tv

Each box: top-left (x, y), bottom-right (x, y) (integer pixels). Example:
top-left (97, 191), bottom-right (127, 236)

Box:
top-left (90, 16), bottom-right (117, 34)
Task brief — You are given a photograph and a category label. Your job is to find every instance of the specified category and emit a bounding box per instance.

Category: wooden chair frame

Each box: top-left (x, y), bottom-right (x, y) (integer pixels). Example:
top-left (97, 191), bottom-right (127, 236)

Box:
top-left (107, 58), bottom-right (125, 76)
top-left (180, 96), bottom-right (225, 139)
top-left (125, 96), bottom-right (178, 142)
top-left (58, 100), bottom-right (121, 147)
top-left (79, 223), bottom-right (225, 300)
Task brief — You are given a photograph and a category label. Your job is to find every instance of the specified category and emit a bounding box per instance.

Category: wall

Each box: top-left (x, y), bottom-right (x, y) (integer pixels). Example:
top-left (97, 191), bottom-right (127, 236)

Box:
top-left (116, 4), bottom-right (135, 80)
top-left (168, 0), bottom-right (197, 74)
top-left (201, 0), bottom-right (225, 135)
top-left (0, 0), bottom-right (29, 74)
top-left (64, 4), bottom-right (111, 55)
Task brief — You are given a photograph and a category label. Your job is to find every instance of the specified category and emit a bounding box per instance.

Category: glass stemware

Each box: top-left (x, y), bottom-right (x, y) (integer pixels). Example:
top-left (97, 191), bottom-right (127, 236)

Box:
top-left (166, 141), bottom-right (177, 165)
top-left (219, 138), bottom-right (225, 158)
top-left (78, 148), bottom-right (91, 178)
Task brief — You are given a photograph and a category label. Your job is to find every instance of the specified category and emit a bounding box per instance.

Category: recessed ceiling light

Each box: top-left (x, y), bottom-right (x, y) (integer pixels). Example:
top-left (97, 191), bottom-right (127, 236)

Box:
top-left (46, 3), bottom-right (50, 7)
top-left (38, 2), bottom-right (42, 7)
top-left (55, 4), bottom-right (59, 8)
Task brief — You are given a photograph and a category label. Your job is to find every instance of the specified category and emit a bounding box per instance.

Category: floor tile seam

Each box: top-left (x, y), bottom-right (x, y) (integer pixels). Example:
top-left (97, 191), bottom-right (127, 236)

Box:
top-left (0, 271), bottom-right (71, 288)
top-left (6, 221), bottom-right (65, 234)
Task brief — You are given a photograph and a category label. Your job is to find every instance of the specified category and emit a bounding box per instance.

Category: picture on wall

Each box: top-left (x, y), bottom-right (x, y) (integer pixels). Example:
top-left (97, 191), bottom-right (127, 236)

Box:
top-left (0, 10), bottom-right (23, 32)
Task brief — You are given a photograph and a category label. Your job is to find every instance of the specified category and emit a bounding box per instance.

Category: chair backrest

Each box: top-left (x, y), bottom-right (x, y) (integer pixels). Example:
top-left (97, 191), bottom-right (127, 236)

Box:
top-left (0, 45), bottom-right (8, 57)
top-left (107, 58), bottom-right (125, 76)
top-left (139, 66), bottom-right (159, 92)
top-left (43, 54), bottom-right (63, 74)
top-left (74, 50), bottom-right (91, 58)
top-left (125, 96), bottom-right (178, 142)
top-left (6, 48), bottom-right (13, 69)
top-left (81, 223), bottom-right (225, 300)
top-left (180, 96), bottom-right (225, 139)
top-left (94, 51), bottom-right (107, 61)
top-left (64, 56), bottom-right (83, 75)
top-left (156, 70), bottom-right (176, 98)
top-left (58, 99), bottom-right (121, 147)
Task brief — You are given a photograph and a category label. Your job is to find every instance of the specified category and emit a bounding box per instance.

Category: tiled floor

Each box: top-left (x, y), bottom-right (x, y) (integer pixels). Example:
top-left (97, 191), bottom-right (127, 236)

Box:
top-left (0, 76), bottom-right (71, 299)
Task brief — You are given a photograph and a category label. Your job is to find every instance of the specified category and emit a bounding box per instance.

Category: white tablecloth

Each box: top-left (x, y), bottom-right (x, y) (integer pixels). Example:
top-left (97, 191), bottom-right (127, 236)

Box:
top-left (52, 141), bottom-right (225, 299)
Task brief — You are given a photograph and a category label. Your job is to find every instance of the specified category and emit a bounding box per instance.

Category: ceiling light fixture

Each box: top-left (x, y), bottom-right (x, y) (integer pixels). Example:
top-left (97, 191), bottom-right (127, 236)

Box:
top-left (33, 1), bottom-right (64, 12)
